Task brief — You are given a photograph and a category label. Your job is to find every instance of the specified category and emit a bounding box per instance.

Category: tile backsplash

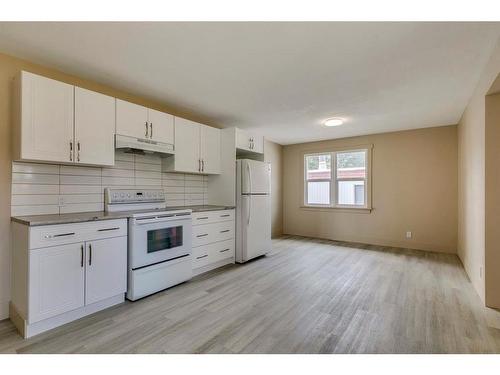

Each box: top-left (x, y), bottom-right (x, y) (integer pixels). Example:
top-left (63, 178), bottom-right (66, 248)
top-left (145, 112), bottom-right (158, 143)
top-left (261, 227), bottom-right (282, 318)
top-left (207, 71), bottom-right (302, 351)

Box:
top-left (11, 150), bottom-right (208, 216)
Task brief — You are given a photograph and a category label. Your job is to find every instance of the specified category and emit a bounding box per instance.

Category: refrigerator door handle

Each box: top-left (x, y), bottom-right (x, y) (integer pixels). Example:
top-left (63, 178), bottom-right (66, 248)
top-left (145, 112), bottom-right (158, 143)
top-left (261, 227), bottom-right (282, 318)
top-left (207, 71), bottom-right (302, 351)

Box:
top-left (246, 162), bottom-right (252, 225)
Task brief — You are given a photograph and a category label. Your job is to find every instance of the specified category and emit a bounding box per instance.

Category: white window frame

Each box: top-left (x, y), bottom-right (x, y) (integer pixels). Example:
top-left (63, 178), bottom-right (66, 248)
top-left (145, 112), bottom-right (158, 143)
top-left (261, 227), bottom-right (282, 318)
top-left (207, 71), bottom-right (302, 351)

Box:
top-left (303, 147), bottom-right (372, 210)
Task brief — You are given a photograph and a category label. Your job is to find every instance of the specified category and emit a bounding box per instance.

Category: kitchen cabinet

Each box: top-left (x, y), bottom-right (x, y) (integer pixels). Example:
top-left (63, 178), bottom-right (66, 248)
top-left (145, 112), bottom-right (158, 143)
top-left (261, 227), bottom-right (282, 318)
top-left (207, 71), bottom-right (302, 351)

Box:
top-left (10, 219), bottom-right (127, 338)
top-left (163, 117), bottom-right (221, 174)
top-left (74, 87), bottom-right (115, 166)
top-left (13, 71), bottom-right (115, 166)
top-left (29, 242), bottom-right (85, 324)
top-left (14, 71), bottom-right (74, 163)
top-left (85, 236), bottom-right (127, 305)
top-left (236, 128), bottom-right (264, 154)
top-left (116, 99), bottom-right (174, 145)
top-left (191, 209), bottom-right (235, 275)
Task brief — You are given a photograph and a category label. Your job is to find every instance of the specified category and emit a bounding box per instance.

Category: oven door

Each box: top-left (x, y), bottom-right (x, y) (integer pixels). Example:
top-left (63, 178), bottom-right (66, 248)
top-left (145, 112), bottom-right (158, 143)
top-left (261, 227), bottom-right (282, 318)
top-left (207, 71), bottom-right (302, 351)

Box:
top-left (129, 216), bottom-right (192, 269)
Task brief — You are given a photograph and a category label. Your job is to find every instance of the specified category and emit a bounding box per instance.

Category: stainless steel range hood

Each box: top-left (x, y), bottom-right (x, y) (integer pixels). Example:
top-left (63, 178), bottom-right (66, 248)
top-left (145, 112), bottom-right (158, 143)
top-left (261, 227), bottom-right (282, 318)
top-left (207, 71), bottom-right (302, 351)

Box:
top-left (115, 134), bottom-right (175, 156)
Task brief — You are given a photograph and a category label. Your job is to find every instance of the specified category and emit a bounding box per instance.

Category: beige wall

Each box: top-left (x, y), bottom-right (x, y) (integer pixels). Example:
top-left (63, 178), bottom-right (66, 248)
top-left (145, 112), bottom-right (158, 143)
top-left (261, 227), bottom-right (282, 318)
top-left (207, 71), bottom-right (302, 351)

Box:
top-left (264, 140), bottom-right (283, 238)
top-left (485, 93), bottom-right (500, 308)
top-left (283, 125), bottom-right (458, 253)
top-left (457, 39), bottom-right (500, 305)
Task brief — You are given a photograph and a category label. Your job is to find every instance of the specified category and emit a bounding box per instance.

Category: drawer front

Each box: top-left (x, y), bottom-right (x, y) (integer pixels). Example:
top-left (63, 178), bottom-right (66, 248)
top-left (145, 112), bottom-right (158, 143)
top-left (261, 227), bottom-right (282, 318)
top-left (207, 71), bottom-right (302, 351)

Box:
top-left (209, 239), bottom-right (235, 263)
top-left (192, 239), bottom-right (235, 270)
top-left (192, 221), bottom-right (235, 247)
top-left (192, 209), bottom-right (235, 225)
top-left (29, 219), bottom-right (127, 249)
top-left (192, 246), bottom-right (210, 269)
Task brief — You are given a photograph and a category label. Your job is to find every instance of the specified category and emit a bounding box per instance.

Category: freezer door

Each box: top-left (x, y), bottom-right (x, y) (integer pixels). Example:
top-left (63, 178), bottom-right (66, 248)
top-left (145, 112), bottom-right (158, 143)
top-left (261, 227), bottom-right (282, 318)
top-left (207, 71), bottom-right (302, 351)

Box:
top-left (238, 194), bottom-right (271, 263)
top-left (241, 159), bottom-right (271, 194)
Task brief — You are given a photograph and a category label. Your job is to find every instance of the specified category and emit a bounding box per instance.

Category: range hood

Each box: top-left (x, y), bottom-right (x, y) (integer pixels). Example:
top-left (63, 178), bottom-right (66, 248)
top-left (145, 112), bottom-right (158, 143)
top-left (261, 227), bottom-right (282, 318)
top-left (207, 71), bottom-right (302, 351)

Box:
top-left (115, 134), bottom-right (174, 156)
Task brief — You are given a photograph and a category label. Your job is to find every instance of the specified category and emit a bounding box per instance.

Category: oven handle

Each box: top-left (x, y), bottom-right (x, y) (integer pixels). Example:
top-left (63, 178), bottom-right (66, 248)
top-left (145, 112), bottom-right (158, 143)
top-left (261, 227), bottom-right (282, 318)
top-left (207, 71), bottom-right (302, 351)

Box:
top-left (132, 216), bottom-right (192, 225)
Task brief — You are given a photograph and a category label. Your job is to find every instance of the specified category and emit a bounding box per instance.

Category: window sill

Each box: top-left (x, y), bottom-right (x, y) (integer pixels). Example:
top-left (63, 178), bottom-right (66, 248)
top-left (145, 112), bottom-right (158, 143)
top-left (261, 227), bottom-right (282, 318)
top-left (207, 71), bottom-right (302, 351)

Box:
top-left (300, 205), bottom-right (373, 213)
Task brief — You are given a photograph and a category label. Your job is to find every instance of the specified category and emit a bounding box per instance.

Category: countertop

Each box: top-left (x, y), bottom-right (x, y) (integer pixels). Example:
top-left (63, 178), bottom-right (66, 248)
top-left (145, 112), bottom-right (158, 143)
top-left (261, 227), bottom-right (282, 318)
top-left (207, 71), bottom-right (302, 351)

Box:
top-left (11, 205), bottom-right (235, 227)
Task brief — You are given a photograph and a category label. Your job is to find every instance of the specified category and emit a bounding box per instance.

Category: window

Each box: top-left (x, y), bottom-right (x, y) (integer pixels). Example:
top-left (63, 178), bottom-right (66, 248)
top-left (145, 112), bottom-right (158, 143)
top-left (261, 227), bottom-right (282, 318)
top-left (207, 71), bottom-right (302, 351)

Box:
top-left (304, 148), bottom-right (370, 209)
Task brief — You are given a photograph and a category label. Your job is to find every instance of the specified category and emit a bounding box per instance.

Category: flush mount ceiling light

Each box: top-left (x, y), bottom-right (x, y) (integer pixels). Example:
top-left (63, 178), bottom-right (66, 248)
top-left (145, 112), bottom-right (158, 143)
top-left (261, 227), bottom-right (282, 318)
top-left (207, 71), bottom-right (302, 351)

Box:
top-left (324, 118), bottom-right (344, 127)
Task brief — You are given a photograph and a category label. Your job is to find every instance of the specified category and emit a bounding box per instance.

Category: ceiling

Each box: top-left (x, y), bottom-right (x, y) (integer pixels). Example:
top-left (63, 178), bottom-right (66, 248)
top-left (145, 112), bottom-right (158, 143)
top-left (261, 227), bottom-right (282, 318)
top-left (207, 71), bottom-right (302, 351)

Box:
top-left (0, 22), bottom-right (498, 145)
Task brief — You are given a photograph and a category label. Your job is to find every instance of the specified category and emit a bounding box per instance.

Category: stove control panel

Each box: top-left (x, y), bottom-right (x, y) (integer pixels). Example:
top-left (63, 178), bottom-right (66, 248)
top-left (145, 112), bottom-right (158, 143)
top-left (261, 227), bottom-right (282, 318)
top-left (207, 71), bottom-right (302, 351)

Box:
top-left (105, 188), bottom-right (165, 204)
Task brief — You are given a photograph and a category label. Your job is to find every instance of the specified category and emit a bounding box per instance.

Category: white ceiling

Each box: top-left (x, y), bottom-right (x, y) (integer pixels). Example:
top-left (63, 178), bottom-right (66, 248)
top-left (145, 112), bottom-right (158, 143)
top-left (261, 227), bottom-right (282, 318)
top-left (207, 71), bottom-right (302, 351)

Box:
top-left (0, 22), bottom-right (498, 145)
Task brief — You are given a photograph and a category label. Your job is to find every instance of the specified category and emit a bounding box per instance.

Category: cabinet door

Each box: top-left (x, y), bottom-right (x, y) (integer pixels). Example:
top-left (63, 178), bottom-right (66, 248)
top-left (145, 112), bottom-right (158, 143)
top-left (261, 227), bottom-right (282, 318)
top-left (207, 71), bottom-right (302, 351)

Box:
top-left (85, 236), bottom-right (127, 305)
top-left (236, 128), bottom-right (252, 152)
top-left (20, 71), bottom-right (74, 163)
top-left (116, 99), bottom-right (149, 139)
top-left (173, 117), bottom-right (201, 173)
top-left (148, 108), bottom-right (174, 144)
top-left (251, 134), bottom-right (264, 154)
top-left (29, 242), bottom-right (85, 323)
top-left (74, 87), bottom-right (115, 166)
top-left (200, 125), bottom-right (221, 174)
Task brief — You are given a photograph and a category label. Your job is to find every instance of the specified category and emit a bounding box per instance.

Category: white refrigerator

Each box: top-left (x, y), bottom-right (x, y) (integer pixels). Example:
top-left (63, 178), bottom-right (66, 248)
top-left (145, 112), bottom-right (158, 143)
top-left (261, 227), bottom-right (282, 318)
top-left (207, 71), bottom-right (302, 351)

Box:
top-left (236, 159), bottom-right (272, 263)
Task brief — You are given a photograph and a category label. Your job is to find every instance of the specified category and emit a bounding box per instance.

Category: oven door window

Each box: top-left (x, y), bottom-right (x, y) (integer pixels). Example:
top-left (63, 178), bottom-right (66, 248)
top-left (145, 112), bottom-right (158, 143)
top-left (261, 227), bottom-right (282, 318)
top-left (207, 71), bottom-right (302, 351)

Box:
top-left (147, 226), bottom-right (183, 253)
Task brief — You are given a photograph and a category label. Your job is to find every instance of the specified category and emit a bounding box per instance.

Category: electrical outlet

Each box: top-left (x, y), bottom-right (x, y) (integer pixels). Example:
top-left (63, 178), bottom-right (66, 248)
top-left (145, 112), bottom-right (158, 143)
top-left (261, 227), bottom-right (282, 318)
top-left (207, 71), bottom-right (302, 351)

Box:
top-left (406, 231), bottom-right (412, 239)
top-left (58, 196), bottom-right (65, 207)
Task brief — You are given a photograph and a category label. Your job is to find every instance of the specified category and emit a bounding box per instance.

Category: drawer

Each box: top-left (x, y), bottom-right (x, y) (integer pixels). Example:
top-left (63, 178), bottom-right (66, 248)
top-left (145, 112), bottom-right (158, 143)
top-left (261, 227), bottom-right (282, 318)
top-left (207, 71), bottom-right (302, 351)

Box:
top-left (192, 209), bottom-right (235, 225)
top-left (29, 219), bottom-right (127, 249)
top-left (192, 239), bottom-right (235, 270)
top-left (192, 246), bottom-right (210, 269)
top-left (192, 221), bottom-right (235, 247)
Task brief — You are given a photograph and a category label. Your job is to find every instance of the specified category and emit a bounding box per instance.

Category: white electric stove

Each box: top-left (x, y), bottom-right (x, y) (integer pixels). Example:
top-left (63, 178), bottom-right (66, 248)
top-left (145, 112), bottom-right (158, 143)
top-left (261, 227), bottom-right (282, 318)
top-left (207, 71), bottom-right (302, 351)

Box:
top-left (105, 188), bottom-right (192, 301)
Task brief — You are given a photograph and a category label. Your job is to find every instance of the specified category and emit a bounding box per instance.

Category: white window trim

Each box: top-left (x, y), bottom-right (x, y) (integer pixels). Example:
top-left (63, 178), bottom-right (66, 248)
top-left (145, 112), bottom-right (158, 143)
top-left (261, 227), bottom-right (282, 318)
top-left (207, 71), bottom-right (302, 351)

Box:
top-left (303, 147), bottom-right (372, 211)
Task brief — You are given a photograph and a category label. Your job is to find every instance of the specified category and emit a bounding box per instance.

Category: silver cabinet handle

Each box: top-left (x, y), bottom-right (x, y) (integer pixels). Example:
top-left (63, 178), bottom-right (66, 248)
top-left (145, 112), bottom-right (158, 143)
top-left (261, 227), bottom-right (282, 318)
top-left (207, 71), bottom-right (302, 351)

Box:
top-left (198, 159), bottom-right (201, 172)
top-left (77, 141), bottom-right (81, 162)
top-left (150, 123), bottom-right (153, 138)
top-left (69, 140), bottom-right (73, 161)
top-left (220, 214), bottom-right (230, 217)
top-left (197, 217), bottom-right (209, 220)
top-left (88, 243), bottom-right (92, 266)
top-left (220, 229), bottom-right (230, 233)
top-left (145, 121), bottom-right (149, 138)
top-left (220, 248), bottom-right (230, 253)
top-left (196, 254), bottom-right (208, 259)
top-left (202, 159), bottom-right (205, 172)
top-left (80, 244), bottom-right (84, 268)
top-left (97, 227), bottom-right (120, 232)
top-left (45, 232), bottom-right (75, 239)
top-left (196, 233), bottom-right (208, 238)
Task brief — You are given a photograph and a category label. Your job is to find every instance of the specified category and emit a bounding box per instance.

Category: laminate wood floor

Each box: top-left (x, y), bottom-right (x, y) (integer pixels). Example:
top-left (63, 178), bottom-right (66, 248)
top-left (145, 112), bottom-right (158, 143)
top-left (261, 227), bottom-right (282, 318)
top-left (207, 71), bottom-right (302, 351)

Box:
top-left (1, 235), bottom-right (500, 354)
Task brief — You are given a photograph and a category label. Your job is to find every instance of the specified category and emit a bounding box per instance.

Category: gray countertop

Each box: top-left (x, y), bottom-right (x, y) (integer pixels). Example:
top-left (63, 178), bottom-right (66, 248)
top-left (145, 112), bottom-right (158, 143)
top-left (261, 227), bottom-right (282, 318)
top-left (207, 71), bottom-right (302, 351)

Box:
top-left (11, 205), bottom-right (235, 227)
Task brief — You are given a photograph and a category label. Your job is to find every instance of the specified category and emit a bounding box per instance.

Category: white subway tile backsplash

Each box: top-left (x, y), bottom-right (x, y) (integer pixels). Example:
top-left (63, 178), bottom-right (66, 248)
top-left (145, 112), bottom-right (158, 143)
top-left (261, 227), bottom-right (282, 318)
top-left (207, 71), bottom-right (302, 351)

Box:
top-left (11, 151), bottom-right (209, 216)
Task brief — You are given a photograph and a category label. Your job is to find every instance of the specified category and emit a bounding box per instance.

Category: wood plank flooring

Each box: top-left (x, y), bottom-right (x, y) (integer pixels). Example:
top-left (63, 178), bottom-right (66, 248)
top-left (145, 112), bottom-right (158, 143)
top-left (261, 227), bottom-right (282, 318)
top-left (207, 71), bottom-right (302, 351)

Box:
top-left (1, 235), bottom-right (500, 353)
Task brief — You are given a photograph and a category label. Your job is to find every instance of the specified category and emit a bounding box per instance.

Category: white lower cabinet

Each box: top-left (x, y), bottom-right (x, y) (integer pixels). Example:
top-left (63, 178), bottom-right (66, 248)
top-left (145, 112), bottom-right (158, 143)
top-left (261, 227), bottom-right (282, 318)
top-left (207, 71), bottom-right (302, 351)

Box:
top-left (10, 219), bottom-right (127, 338)
top-left (192, 209), bottom-right (235, 275)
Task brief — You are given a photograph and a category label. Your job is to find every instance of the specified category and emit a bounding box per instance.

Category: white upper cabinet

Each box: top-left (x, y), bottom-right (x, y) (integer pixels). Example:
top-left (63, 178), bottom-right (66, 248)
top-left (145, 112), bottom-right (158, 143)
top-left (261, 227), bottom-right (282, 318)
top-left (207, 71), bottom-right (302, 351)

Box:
top-left (74, 87), bottom-right (115, 166)
top-left (236, 128), bottom-right (264, 154)
top-left (163, 117), bottom-right (221, 175)
top-left (15, 71), bottom-right (74, 163)
top-left (116, 99), bottom-right (174, 144)
top-left (200, 125), bottom-right (221, 174)
top-left (14, 71), bottom-right (116, 167)
top-left (148, 108), bottom-right (174, 144)
top-left (116, 99), bottom-right (149, 139)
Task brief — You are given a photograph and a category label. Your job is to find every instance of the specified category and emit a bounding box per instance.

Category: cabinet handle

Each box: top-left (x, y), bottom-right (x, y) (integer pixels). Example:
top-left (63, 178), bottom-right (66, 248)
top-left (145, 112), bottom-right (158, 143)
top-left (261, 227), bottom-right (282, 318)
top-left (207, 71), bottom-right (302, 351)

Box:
top-left (220, 214), bottom-right (230, 217)
top-left (69, 140), bottom-right (73, 161)
top-left (80, 245), bottom-right (84, 268)
top-left (150, 123), bottom-right (153, 138)
top-left (198, 159), bottom-right (201, 172)
top-left (202, 159), bottom-right (205, 172)
top-left (196, 254), bottom-right (208, 259)
top-left (97, 227), bottom-right (120, 232)
top-left (196, 233), bottom-right (208, 238)
top-left (197, 217), bottom-right (209, 220)
top-left (45, 232), bottom-right (75, 239)
top-left (220, 229), bottom-right (230, 233)
top-left (77, 141), bottom-right (81, 162)
top-left (145, 121), bottom-right (149, 138)
top-left (220, 248), bottom-right (230, 253)
top-left (88, 243), bottom-right (92, 266)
